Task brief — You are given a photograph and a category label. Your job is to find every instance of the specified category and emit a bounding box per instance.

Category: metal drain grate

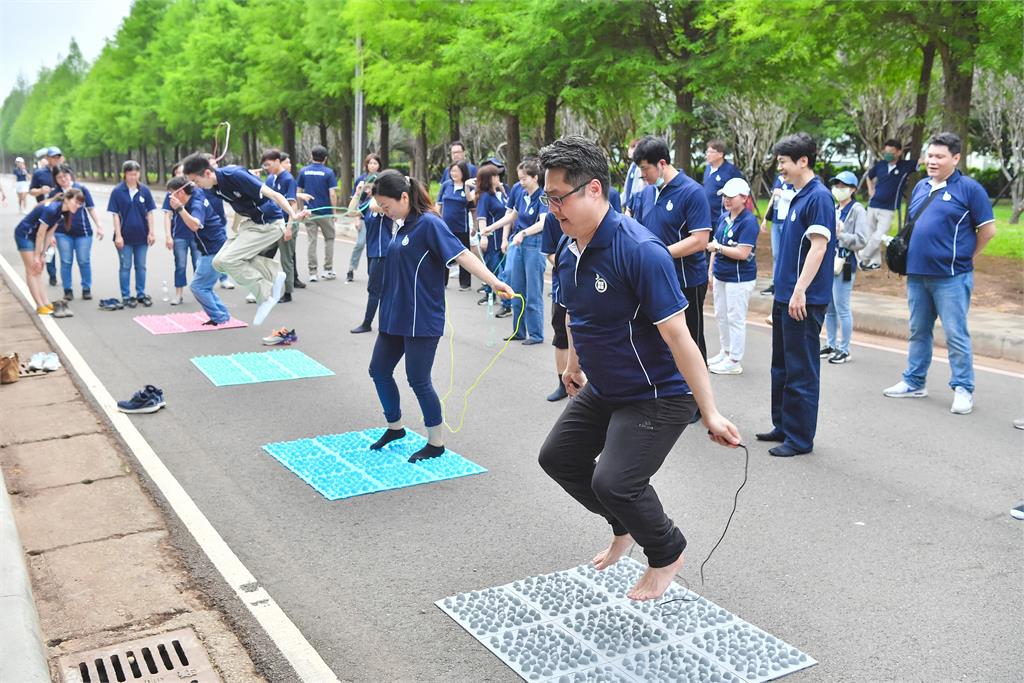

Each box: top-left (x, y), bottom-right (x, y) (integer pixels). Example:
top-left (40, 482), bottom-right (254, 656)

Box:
top-left (59, 627), bottom-right (221, 683)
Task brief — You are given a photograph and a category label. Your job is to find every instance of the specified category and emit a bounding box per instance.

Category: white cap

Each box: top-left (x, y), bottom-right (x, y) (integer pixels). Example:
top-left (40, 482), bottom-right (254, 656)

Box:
top-left (717, 177), bottom-right (751, 197)
top-left (15, 156), bottom-right (24, 162)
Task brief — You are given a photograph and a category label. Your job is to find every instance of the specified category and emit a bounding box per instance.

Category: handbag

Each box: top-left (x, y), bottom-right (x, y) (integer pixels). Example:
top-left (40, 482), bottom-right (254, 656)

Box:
top-left (886, 189), bottom-right (940, 275)
top-left (1, 353), bottom-right (19, 384)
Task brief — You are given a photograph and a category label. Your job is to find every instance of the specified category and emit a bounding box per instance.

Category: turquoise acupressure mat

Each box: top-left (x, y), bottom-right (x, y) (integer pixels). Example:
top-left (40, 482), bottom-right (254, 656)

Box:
top-left (262, 428), bottom-right (486, 500)
top-left (190, 349), bottom-right (334, 386)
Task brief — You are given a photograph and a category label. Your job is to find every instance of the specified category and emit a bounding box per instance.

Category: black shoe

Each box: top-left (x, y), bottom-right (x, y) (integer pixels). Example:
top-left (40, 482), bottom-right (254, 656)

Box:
top-left (477, 286), bottom-right (486, 293)
top-left (294, 279), bottom-right (306, 289)
top-left (769, 443), bottom-right (811, 457)
top-left (760, 284), bottom-right (774, 295)
top-left (81, 289), bottom-right (92, 300)
top-left (547, 384), bottom-right (568, 402)
top-left (504, 334), bottom-right (525, 341)
top-left (755, 429), bottom-right (786, 442)
top-left (477, 295), bottom-right (489, 305)
top-left (49, 276), bottom-right (58, 286)
top-left (63, 289), bottom-right (73, 301)
top-left (522, 338), bottom-right (542, 345)
top-left (819, 346), bottom-right (835, 358)
top-left (279, 293), bottom-right (293, 303)
top-left (201, 319), bottom-right (222, 326)
top-left (346, 271), bottom-right (354, 283)
top-left (495, 308), bottom-right (512, 319)
top-left (350, 324), bottom-right (372, 334)
top-left (123, 297), bottom-right (137, 309)
top-left (829, 351), bottom-right (851, 364)
top-left (459, 285), bottom-right (472, 292)
top-left (138, 294), bottom-right (153, 307)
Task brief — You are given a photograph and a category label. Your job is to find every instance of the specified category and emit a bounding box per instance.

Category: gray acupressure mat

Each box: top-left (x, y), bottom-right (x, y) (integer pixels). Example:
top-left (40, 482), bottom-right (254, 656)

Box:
top-left (436, 557), bottom-right (815, 682)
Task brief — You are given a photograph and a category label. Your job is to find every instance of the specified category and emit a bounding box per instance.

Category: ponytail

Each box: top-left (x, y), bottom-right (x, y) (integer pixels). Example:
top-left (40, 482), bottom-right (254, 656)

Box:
top-left (372, 169), bottom-right (436, 218)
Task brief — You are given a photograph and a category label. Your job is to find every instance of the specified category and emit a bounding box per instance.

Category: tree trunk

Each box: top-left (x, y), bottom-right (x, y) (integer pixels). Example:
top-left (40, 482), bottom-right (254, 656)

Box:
top-left (281, 111), bottom-right (297, 161)
top-left (543, 96), bottom-right (558, 144)
top-left (505, 114), bottom-right (521, 183)
top-left (937, 4), bottom-right (977, 169)
top-left (140, 146), bottom-right (149, 181)
top-left (379, 108), bottom-right (390, 168)
top-left (250, 131), bottom-right (259, 168)
top-left (339, 100), bottom-right (354, 196)
top-left (319, 121), bottom-right (328, 148)
top-left (909, 41), bottom-right (935, 161)
top-left (241, 131), bottom-right (252, 169)
top-left (448, 105), bottom-right (460, 144)
top-left (673, 87), bottom-right (694, 175)
top-left (156, 146), bottom-right (165, 184)
top-left (415, 117), bottom-right (428, 185)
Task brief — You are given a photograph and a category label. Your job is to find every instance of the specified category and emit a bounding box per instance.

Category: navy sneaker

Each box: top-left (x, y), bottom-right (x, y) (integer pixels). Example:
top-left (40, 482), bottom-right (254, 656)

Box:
top-left (99, 298), bottom-right (123, 311)
top-left (123, 297), bottom-right (138, 309)
top-left (117, 385), bottom-right (166, 414)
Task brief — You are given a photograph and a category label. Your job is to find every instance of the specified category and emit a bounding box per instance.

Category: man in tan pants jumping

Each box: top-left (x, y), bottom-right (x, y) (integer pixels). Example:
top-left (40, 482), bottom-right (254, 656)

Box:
top-left (183, 153), bottom-right (308, 326)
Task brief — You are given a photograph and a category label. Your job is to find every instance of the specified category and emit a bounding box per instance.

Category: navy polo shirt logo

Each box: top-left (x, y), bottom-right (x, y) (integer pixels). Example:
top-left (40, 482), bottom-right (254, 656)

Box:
top-left (233, 191), bottom-right (241, 197)
top-left (528, 206), bottom-right (534, 215)
top-left (401, 235), bottom-right (409, 246)
top-left (666, 200), bottom-right (674, 211)
top-left (716, 175), bottom-right (721, 181)
top-left (791, 211), bottom-right (797, 221)
top-left (942, 192), bottom-right (951, 201)
top-left (594, 274), bottom-right (607, 293)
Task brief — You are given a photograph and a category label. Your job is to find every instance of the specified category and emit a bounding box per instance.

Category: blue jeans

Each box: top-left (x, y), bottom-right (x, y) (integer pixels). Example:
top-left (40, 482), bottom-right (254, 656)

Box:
top-left (903, 272), bottom-right (974, 393)
top-left (173, 238), bottom-right (199, 288)
top-left (117, 243), bottom-right (148, 298)
top-left (825, 272), bottom-right (855, 353)
top-left (507, 238), bottom-right (545, 341)
top-left (769, 221), bottom-right (783, 284)
top-left (189, 254), bottom-right (231, 323)
top-left (55, 233), bottom-right (92, 290)
top-left (349, 223), bottom-right (367, 272)
top-left (481, 240), bottom-right (503, 295)
top-left (770, 300), bottom-right (827, 452)
top-left (369, 332), bottom-right (442, 427)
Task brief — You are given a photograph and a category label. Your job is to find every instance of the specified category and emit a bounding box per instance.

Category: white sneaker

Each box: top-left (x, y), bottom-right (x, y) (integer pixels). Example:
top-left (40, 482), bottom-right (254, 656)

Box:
top-left (709, 358), bottom-right (743, 375)
top-left (220, 279), bottom-right (236, 290)
top-left (308, 274), bottom-right (318, 282)
top-left (707, 351), bottom-right (727, 366)
top-left (42, 353), bottom-right (61, 372)
top-left (245, 292), bottom-right (258, 304)
top-left (883, 381), bottom-right (927, 398)
top-left (950, 386), bottom-right (973, 415)
top-left (322, 270), bottom-right (337, 280)
top-left (169, 296), bottom-right (184, 306)
top-left (28, 352), bottom-right (47, 370)
top-left (253, 272), bottom-right (287, 326)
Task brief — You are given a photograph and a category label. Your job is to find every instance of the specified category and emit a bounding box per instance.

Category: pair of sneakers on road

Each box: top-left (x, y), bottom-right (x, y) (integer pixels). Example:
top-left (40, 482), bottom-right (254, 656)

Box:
top-left (707, 350), bottom-right (742, 375)
top-left (27, 352), bottom-right (61, 372)
top-left (883, 381), bottom-right (974, 414)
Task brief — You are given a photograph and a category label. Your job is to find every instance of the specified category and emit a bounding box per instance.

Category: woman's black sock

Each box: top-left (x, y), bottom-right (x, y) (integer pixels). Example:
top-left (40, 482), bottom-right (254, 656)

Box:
top-left (408, 443), bottom-right (445, 463)
top-left (370, 428), bottom-right (406, 450)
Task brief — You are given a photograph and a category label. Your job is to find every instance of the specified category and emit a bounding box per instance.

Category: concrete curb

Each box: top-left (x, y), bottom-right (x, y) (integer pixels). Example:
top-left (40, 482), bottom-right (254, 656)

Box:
top-left (0, 470), bottom-right (51, 683)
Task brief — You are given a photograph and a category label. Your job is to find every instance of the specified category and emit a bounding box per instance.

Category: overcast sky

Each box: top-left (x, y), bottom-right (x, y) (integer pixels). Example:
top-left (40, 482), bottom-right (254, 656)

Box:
top-left (0, 0), bottom-right (134, 101)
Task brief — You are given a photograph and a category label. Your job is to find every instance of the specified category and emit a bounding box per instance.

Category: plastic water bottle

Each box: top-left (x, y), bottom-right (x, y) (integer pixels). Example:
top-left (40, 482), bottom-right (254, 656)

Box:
top-left (161, 280), bottom-right (169, 302)
top-left (485, 291), bottom-right (497, 348)
top-left (44, 246), bottom-right (55, 263)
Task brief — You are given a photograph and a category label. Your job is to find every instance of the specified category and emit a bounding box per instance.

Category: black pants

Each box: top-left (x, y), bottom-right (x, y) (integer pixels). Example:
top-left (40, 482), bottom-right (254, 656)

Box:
top-left (770, 300), bottom-right (826, 452)
top-left (683, 284), bottom-right (707, 363)
top-left (362, 257), bottom-right (385, 326)
top-left (538, 385), bottom-right (697, 567)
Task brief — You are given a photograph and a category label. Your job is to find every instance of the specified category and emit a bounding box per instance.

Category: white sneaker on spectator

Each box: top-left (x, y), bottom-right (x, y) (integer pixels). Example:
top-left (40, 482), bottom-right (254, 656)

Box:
top-left (883, 381), bottom-right (927, 398)
top-left (245, 292), bottom-right (258, 304)
top-left (707, 351), bottom-right (727, 366)
top-left (308, 273), bottom-right (318, 283)
top-left (709, 358), bottom-right (743, 375)
top-left (220, 279), bottom-right (236, 290)
top-left (950, 386), bottom-right (973, 415)
top-left (322, 270), bottom-right (337, 280)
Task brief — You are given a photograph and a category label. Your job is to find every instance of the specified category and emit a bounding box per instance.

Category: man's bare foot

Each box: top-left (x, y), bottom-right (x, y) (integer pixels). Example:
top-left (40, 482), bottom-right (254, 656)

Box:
top-left (592, 534), bottom-right (634, 570)
top-left (627, 553), bottom-right (685, 601)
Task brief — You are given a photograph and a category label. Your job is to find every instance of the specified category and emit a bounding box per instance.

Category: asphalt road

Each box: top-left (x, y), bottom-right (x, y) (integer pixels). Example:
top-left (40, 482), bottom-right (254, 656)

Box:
top-left (2, 179), bottom-right (1022, 682)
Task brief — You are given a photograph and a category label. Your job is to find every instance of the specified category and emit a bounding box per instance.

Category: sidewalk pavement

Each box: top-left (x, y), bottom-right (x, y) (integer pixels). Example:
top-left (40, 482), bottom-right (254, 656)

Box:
top-left (0, 278), bottom-right (264, 682)
top-left (742, 276), bottom-right (1024, 364)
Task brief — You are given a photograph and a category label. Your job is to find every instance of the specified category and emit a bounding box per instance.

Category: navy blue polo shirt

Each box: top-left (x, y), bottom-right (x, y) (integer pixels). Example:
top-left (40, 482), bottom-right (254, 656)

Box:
top-left (554, 209), bottom-right (691, 402)
top-left (541, 212), bottom-right (564, 300)
top-left (107, 182), bottom-right (156, 245)
top-left (211, 166), bottom-right (283, 224)
top-left (436, 180), bottom-right (471, 233)
top-left (703, 160), bottom-right (744, 225)
top-left (379, 212), bottom-right (467, 337)
top-left (712, 209), bottom-right (758, 283)
top-left (163, 192), bottom-right (195, 241)
top-left (185, 189), bottom-right (227, 256)
top-left (363, 207), bottom-right (394, 259)
top-left (14, 166), bottom-right (29, 182)
top-left (15, 202), bottom-right (62, 242)
top-left (266, 169), bottom-right (297, 204)
top-left (29, 167), bottom-right (54, 202)
top-left (632, 173), bottom-right (712, 288)
top-left (868, 159), bottom-right (917, 210)
top-left (476, 191), bottom-right (507, 229)
top-left (512, 187), bottom-right (546, 239)
top-left (773, 177), bottom-right (836, 306)
top-left (906, 170), bottom-right (994, 277)
top-left (440, 162), bottom-right (477, 185)
top-left (609, 186), bottom-right (622, 213)
top-left (205, 192), bottom-right (227, 223)
top-left (505, 182), bottom-right (523, 212)
top-left (622, 162), bottom-right (642, 209)
top-left (48, 183), bottom-right (95, 237)
top-left (297, 163), bottom-right (338, 212)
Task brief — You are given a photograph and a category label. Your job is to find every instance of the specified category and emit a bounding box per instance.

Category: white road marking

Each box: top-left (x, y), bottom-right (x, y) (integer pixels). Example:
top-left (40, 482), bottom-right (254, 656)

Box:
top-left (0, 253), bottom-right (339, 683)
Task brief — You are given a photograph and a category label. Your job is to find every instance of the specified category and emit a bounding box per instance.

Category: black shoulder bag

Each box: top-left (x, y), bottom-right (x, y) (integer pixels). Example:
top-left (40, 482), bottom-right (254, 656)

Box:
top-left (886, 189), bottom-right (940, 276)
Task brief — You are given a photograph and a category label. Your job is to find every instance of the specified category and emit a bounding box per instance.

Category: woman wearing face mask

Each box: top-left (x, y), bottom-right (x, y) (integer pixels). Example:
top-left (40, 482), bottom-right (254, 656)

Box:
top-left (821, 172), bottom-right (868, 364)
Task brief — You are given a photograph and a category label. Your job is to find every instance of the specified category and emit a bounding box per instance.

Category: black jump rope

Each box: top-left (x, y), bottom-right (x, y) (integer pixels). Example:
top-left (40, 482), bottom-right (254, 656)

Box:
top-left (627, 441), bottom-right (750, 608)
